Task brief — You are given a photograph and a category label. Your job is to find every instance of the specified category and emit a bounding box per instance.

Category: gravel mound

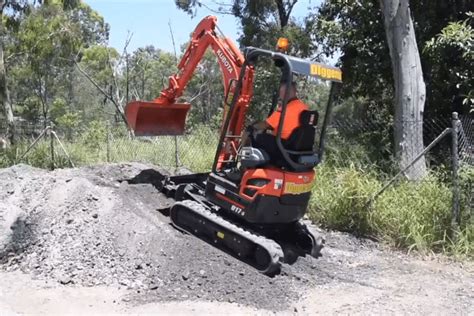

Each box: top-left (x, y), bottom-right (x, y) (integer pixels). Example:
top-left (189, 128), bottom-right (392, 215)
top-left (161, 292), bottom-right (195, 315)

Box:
top-left (0, 163), bottom-right (326, 310)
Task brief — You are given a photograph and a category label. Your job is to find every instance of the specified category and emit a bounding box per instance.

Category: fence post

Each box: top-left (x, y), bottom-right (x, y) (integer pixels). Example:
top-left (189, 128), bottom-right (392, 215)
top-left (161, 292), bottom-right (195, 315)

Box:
top-left (174, 136), bottom-right (179, 168)
top-left (49, 124), bottom-right (55, 170)
top-left (106, 121), bottom-right (111, 163)
top-left (451, 112), bottom-right (461, 232)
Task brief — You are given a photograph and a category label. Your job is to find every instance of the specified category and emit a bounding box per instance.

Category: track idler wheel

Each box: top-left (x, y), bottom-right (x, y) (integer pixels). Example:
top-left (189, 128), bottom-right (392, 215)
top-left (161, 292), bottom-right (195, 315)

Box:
top-left (294, 221), bottom-right (325, 258)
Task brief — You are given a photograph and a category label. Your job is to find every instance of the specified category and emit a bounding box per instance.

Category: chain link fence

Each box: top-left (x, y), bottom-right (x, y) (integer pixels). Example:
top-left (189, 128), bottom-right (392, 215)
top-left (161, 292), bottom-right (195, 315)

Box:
top-left (1, 112), bottom-right (472, 228)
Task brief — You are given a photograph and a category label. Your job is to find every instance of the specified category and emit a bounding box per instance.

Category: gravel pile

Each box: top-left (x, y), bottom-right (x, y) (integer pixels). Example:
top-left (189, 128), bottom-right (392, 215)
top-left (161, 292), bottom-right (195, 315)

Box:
top-left (1, 163), bottom-right (472, 313)
top-left (0, 163), bottom-right (328, 310)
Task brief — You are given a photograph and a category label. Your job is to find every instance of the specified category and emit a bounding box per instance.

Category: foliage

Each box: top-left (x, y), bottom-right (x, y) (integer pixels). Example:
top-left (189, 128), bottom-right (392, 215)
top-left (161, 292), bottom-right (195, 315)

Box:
top-left (313, 0), bottom-right (473, 120)
top-left (310, 164), bottom-right (381, 236)
top-left (424, 12), bottom-right (474, 113)
top-left (80, 120), bottom-right (107, 149)
top-left (309, 164), bottom-right (473, 257)
top-left (6, 2), bottom-right (109, 126)
top-left (80, 45), bottom-right (119, 88)
top-left (128, 46), bottom-right (176, 101)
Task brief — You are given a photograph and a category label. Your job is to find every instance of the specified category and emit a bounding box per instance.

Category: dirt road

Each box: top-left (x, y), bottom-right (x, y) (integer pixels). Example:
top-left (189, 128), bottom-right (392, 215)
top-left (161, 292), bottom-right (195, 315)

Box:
top-left (0, 164), bottom-right (472, 315)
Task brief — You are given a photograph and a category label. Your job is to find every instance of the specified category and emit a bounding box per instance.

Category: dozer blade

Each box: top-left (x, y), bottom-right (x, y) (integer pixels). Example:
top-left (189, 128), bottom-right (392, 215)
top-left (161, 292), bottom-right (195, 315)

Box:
top-left (170, 200), bottom-right (284, 275)
top-left (125, 101), bottom-right (191, 136)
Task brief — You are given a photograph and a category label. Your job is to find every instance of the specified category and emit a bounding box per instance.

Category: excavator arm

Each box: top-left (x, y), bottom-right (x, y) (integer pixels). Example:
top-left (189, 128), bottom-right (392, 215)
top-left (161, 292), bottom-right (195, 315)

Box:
top-left (125, 16), bottom-right (253, 138)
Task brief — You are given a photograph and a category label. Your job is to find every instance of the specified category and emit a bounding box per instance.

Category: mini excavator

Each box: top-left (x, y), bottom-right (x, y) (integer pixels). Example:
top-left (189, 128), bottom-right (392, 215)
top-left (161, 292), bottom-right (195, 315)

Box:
top-left (125, 16), bottom-right (342, 274)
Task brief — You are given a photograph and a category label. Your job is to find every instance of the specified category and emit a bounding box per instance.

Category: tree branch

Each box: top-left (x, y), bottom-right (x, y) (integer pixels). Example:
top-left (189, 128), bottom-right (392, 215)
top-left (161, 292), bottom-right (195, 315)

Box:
top-left (74, 60), bottom-right (129, 127)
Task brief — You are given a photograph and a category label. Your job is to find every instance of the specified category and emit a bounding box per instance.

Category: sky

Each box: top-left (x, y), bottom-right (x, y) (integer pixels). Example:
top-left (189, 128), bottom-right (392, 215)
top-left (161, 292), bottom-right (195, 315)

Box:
top-left (84, 0), bottom-right (320, 53)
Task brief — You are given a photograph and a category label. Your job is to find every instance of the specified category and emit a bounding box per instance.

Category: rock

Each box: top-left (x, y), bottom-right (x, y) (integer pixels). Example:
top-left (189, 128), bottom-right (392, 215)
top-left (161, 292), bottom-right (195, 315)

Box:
top-left (59, 275), bottom-right (72, 285)
top-left (182, 271), bottom-right (190, 281)
top-left (119, 279), bottom-right (130, 287)
top-left (92, 213), bottom-right (98, 219)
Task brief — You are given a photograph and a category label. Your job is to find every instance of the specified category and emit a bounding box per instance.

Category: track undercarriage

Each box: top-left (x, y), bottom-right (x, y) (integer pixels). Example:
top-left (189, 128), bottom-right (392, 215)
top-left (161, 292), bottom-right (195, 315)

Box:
top-left (128, 169), bottom-right (324, 275)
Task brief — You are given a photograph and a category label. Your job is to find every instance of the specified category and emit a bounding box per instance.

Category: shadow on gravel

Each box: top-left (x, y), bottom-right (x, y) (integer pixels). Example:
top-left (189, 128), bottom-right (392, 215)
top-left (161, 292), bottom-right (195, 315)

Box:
top-left (123, 169), bottom-right (167, 191)
top-left (0, 215), bottom-right (35, 264)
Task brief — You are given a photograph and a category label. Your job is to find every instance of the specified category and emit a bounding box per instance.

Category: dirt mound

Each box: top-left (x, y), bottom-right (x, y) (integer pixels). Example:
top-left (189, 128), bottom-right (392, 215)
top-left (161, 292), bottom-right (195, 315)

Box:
top-left (0, 163), bottom-right (324, 310)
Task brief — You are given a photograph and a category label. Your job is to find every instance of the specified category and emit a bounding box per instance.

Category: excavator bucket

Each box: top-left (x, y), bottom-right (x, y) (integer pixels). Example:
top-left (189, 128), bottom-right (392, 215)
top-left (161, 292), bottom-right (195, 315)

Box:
top-left (125, 101), bottom-right (191, 136)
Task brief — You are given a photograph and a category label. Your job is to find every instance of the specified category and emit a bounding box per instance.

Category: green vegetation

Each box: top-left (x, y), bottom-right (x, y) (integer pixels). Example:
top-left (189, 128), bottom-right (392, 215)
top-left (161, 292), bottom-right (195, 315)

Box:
top-left (0, 124), bottom-right (218, 172)
top-left (309, 164), bottom-right (473, 259)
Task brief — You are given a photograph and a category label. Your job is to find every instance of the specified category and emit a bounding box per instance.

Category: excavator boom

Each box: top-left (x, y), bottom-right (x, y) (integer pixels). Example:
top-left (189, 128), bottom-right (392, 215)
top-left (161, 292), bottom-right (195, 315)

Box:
top-left (125, 16), bottom-right (251, 136)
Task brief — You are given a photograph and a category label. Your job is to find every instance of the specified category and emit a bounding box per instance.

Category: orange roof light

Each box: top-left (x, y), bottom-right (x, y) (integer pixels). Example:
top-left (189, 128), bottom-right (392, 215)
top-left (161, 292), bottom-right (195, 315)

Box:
top-left (276, 37), bottom-right (289, 52)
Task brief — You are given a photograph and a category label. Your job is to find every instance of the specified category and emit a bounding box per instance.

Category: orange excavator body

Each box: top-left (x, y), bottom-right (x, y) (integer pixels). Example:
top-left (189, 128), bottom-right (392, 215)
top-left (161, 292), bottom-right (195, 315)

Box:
top-left (124, 15), bottom-right (343, 274)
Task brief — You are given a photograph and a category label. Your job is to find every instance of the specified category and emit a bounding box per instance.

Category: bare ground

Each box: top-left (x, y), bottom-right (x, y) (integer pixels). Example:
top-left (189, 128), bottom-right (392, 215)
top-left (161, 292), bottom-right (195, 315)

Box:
top-left (0, 163), bottom-right (472, 315)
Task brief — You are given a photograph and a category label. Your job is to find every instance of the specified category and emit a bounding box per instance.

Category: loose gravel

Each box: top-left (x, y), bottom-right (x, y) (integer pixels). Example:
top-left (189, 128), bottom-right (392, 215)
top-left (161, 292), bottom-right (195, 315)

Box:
top-left (0, 163), bottom-right (472, 313)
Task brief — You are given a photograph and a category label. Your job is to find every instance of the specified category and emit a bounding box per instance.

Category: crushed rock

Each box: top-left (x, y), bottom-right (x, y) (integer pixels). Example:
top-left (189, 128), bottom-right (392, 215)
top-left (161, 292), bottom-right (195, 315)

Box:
top-left (0, 163), bottom-right (471, 312)
top-left (0, 163), bottom-right (324, 310)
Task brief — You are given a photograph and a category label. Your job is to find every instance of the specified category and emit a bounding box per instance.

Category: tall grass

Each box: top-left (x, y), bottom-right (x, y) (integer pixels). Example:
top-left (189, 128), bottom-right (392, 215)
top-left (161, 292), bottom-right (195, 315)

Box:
top-left (309, 164), bottom-right (473, 258)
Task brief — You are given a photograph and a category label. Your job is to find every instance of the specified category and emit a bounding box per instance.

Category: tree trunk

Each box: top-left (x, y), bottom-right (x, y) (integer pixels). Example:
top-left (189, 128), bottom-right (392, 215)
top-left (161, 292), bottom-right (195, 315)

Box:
top-left (0, 3), bottom-right (15, 144)
top-left (380, 0), bottom-right (427, 180)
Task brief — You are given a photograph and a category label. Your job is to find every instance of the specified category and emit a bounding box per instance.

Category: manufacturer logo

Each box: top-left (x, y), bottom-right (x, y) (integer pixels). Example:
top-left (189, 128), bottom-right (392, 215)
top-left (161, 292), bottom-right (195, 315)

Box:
top-left (217, 49), bottom-right (233, 74)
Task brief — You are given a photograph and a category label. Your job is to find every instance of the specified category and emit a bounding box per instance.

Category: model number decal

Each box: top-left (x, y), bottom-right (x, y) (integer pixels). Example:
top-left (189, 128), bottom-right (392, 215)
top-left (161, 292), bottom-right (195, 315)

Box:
top-left (230, 204), bottom-right (244, 216)
top-left (284, 182), bottom-right (313, 194)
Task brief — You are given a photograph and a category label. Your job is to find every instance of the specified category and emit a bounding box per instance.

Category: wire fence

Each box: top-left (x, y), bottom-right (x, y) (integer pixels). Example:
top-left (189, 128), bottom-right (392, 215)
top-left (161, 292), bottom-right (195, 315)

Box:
top-left (1, 112), bottom-right (472, 228)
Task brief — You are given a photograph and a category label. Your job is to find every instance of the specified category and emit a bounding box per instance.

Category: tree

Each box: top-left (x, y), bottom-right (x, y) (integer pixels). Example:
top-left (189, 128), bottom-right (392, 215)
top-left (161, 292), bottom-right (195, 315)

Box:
top-left (0, 0), bottom-right (30, 144)
top-left (313, 0), bottom-right (472, 174)
top-left (0, 1), bottom-right (14, 143)
top-left (75, 43), bottom-right (130, 126)
top-left (128, 46), bottom-right (176, 101)
top-left (6, 1), bottom-right (109, 128)
top-left (314, 0), bottom-right (473, 118)
top-left (380, 0), bottom-right (427, 180)
top-left (176, 1), bottom-right (314, 57)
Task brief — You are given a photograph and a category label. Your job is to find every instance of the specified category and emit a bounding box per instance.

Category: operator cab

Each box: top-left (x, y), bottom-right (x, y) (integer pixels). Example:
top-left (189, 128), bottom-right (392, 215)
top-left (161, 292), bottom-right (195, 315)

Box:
top-left (229, 50), bottom-right (341, 177)
top-left (240, 108), bottom-right (320, 172)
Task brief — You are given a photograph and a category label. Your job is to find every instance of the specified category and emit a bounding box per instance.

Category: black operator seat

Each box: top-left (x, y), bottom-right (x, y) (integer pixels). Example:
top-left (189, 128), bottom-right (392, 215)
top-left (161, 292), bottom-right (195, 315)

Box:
top-left (284, 110), bottom-right (319, 152)
top-left (282, 110), bottom-right (320, 171)
top-left (240, 110), bottom-right (319, 171)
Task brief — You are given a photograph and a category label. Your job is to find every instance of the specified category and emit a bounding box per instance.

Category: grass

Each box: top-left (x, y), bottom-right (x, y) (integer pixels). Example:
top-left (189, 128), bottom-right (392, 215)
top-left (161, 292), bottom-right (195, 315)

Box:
top-left (309, 164), bottom-right (473, 259)
top-left (1, 132), bottom-right (472, 259)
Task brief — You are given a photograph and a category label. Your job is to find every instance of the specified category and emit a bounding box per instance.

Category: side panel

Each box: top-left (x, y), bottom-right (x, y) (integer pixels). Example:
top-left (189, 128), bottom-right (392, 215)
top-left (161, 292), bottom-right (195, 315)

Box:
top-left (206, 169), bottom-right (315, 224)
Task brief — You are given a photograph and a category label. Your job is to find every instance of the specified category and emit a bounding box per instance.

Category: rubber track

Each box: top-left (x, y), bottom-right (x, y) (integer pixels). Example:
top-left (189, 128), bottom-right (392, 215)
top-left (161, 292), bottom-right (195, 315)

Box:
top-left (171, 199), bottom-right (284, 274)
